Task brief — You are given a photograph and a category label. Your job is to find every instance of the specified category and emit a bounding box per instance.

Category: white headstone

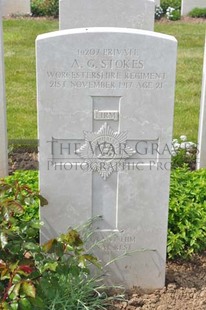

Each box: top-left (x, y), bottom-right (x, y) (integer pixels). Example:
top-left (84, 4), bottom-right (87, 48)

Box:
top-left (59, 0), bottom-right (155, 31)
top-left (2, 0), bottom-right (30, 16)
top-left (36, 28), bottom-right (177, 289)
top-left (0, 1), bottom-right (8, 177)
top-left (197, 37), bottom-right (206, 169)
top-left (155, 0), bottom-right (160, 6)
top-left (181, 0), bottom-right (206, 16)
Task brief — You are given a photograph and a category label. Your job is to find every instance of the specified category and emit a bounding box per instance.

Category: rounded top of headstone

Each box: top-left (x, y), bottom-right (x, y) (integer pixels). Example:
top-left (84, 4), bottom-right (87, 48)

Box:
top-left (37, 28), bottom-right (177, 45)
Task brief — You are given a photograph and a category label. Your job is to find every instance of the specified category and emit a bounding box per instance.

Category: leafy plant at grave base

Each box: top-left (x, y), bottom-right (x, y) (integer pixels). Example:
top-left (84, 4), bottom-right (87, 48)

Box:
top-left (160, 0), bottom-right (181, 14)
top-left (155, 6), bottom-right (164, 20)
top-left (0, 173), bottom-right (115, 309)
top-left (31, 0), bottom-right (59, 17)
top-left (166, 7), bottom-right (181, 21)
top-left (171, 135), bottom-right (197, 170)
top-left (34, 231), bottom-right (110, 310)
top-left (37, 268), bottom-right (110, 310)
top-left (188, 7), bottom-right (206, 18)
top-left (0, 174), bottom-right (46, 309)
top-left (168, 166), bottom-right (206, 259)
top-left (3, 171), bottom-right (38, 192)
top-left (2, 171), bottom-right (39, 241)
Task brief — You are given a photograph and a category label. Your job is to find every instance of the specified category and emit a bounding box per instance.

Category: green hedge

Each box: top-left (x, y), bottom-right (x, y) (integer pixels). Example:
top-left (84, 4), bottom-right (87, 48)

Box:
top-left (168, 167), bottom-right (206, 258)
top-left (4, 166), bottom-right (206, 260)
top-left (188, 7), bottom-right (206, 18)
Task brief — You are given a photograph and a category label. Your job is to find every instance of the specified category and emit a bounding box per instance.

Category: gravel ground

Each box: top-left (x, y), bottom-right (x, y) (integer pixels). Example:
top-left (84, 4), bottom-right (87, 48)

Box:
top-left (8, 149), bottom-right (38, 173)
top-left (108, 253), bottom-right (206, 309)
top-left (8, 151), bottom-right (206, 309)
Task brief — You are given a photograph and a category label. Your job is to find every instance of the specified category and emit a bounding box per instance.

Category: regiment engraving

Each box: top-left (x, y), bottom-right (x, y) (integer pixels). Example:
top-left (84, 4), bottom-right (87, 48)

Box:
top-left (94, 110), bottom-right (119, 121)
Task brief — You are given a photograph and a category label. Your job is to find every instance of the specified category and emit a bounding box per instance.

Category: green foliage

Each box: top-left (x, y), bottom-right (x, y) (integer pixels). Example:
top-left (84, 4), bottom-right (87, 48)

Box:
top-left (167, 8), bottom-right (181, 21)
top-left (31, 0), bottom-right (45, 17)
top-left (3, 164), bottom-right (206, 290)
top-left (2, 171), bottom-right (40, 237)
top-left (35, 230), bottom-right (108, 309)
top-left (171, 136), bottom-right (197, 170)
top-left (168, 166), bottom-right (206, 259)
top-left (155, 6), bottom-right (164, 20)
top-left (189, 7), bottom-right (206, 18)
top-left (160, 0), bottom-right (181, 14)
top-left (171, 148), bottom-right (196, 169)
top-left (0, 173), bottom-right (114, 309)
top-left (3, 170), bottom-right (38, 192)
top-left (31, 0), bottom-right (59, 17)
top-left (0, 175), bottom-right (47, 308)
top-left (37, 262), bottom-right (109, 309)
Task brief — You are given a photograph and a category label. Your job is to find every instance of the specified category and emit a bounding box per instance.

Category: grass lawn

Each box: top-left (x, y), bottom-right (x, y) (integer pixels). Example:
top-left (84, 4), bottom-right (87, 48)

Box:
top-left (2, 18), bottom-right (206, 142)
top-left (155, 20), bottom-right (206, 143)
top-left (3, 18), bottom-right (58, 140)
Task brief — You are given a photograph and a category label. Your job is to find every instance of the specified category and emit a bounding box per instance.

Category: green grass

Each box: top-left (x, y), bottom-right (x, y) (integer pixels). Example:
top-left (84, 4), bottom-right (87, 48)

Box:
top-left (3, 18), bottom-right (58, 139)
top-left (2, 18), bottom-right (205, 142)
top-left (155, 21), bottom-right (205, 142)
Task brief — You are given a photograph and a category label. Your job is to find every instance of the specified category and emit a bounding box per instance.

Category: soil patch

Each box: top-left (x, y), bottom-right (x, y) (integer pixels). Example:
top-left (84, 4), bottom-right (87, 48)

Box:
top-left (8, 149), bottom-right (38, 174)
top-left (108, 253), bottom-right (206, 310)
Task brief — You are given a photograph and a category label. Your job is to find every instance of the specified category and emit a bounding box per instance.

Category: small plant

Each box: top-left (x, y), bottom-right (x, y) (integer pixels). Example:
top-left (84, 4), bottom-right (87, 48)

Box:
top-left (155, 6), bottom-right (164, 20)
top-left (188, 7), bottom-right (206, 18)
top-left (171, 135), bottom-right (197, 169)
top-left (31, 0), bottom-right (59, 17)
top-left (0, 172), bottom-right (120, 309)
top-left (161, 0), bottom-right (181, 14)
top-left (0, 176), bottom-right (47, 308)
top-left (168, 166), bottom-right (206, 259)
top-left (166, 7), bottom-right (181, 21)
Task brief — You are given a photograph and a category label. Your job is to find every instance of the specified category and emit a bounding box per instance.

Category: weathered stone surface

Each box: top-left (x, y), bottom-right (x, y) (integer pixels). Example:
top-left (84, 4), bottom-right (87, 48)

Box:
top-left (59, 0), bottom-right (155, 30)
top-left (181, 0), bottom-right (206, 16)
top-left (2, 0), bottom-right (30, 16)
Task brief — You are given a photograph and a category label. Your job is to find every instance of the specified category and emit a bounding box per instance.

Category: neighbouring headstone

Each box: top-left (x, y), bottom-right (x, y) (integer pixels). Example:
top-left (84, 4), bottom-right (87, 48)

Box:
top-left (155, 0), bottom-right (160, 6)
top-left (2, 0), bottom-right (30, 17)
top-left (181, 0), bottom-right (206, 16)
top-left (0, 0), bottom-right (8, 177)
top-left (59, 0), bottom-right (155, 31)
top-left (197, 37), bottom-right (206, 169)
top-left (36, 28), bottom-right (177, 289)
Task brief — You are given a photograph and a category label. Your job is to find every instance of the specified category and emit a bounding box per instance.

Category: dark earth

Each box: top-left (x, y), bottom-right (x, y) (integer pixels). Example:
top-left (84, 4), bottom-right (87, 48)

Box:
top-left (108, 254), bottom-right (206, 309)
top-left (8, 150), bottom-right (206, 309)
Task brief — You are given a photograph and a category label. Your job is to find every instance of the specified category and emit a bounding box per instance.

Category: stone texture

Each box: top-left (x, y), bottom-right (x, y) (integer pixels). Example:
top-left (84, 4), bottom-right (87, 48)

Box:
top-left (0, 0), bottom-right (8, 177)
top-left (181, 0), bottom-right (206, 16)
top-left (36, 28), bottom-right (177, 289)
top-left (197, 36), bottom-right (206, 169)
top-left (59, 0), bottom-right (155, 30)
top-left (2, 0), bottom-right (30, 16)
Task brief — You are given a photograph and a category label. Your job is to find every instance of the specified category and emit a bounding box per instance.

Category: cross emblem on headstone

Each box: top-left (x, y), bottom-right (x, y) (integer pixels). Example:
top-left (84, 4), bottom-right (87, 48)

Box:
top-left (48, 96), bottom-right (159, 231)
